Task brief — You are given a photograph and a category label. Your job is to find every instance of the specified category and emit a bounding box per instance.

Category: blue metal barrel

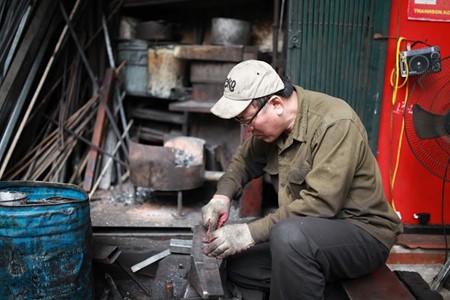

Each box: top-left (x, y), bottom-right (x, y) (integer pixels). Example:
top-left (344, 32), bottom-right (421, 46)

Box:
top-left (0, 181), bottom-right (94, 299)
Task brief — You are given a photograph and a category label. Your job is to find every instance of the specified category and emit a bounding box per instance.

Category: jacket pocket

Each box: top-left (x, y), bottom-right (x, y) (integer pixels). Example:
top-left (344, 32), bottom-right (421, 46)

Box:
top-left (287, 161), bottom-right (311, 197)
top-left (263, 161), bottom-right (279, 192)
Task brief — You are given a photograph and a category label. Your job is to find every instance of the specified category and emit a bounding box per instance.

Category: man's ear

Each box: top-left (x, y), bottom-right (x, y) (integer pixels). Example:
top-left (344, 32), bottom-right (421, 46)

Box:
top-left (269, 96), bottom-right (284, 114)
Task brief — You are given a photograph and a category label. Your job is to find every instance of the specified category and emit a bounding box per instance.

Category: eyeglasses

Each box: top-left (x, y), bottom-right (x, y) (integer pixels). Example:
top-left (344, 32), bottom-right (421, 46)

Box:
top-left (234, 97), bottom-right (271, 127)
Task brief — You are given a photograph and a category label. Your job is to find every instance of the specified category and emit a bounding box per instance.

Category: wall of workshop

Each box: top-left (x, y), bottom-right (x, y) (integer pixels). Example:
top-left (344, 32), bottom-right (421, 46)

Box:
top-left (377, 0), bottom-right (450, 225)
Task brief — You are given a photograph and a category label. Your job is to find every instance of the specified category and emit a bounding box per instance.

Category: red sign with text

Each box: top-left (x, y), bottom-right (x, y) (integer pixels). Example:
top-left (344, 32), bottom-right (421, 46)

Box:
top-left (408, 0), bottom-right (450, 22)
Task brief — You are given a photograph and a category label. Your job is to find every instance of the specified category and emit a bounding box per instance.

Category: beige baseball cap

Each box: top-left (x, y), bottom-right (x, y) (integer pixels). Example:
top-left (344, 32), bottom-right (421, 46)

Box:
top-left (210, 60), bottom-right (285, 119)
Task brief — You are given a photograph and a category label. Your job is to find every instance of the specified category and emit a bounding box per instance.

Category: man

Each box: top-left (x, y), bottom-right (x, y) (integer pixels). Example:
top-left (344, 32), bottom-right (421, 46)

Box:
top-left (201, 59), bottom-right (403, 299)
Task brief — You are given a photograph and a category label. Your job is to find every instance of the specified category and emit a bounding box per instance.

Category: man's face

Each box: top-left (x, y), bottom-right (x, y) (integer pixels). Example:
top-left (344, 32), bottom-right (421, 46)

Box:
top-left (236, 97), bottom-right (285, 143)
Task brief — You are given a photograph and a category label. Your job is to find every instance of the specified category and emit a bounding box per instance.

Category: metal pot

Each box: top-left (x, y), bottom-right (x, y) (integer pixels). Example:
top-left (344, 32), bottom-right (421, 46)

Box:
top-left (129, 137), bottom-right (205, 191)
top-left (210, 18), bottom-right (251, 46)
top-left (136, 20), bottom-right (175, 41)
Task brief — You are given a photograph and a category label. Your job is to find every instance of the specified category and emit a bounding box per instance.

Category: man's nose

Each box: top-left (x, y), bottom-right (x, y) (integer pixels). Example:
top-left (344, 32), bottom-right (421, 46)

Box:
top-left (243, 125), bottom-right (253, 133)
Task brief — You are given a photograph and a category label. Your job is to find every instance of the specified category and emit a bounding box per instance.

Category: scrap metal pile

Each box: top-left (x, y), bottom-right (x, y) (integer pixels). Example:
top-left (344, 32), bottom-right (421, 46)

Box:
top-left (0, 0), bottom-right (134, 196)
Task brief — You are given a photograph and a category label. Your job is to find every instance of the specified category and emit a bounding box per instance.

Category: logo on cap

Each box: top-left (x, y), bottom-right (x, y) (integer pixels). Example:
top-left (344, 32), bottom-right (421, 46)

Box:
top-left (224, 77), bottom-right (236, 92)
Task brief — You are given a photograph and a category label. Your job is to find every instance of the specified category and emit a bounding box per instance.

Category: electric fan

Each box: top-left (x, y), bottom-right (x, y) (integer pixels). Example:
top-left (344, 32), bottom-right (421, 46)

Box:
top-left (404, 56), bottom-right (450, 292)
top-left (404, 56), bottom-right (450, 182)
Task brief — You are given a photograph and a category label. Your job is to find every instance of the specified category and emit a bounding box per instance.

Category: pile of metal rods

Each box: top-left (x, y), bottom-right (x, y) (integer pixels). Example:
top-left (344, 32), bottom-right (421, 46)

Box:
top-left (4, 96), bottom-right (98, 182)
top-left (0, 0), bottom-right (129, 194)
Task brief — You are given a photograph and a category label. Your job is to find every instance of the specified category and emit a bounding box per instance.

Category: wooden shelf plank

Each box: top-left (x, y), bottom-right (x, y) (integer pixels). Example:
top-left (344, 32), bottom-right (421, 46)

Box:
top-left (173, 45), bottom-right (258, 62)
top-left (169, 100), bottom-right (214, 113)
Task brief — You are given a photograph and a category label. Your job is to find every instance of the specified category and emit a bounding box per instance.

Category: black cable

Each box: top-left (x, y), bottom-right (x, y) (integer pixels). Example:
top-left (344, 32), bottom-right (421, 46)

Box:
top-left (442, 159), bottom-right (449, 262)
top-left (409, 39), bottom-right (434, 49)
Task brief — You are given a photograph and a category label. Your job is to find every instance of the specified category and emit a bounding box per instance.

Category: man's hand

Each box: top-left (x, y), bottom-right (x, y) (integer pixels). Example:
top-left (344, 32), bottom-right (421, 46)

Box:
top-left (201, 196), bottom-right (230, 231)
top-left (203, 223), bottom-right (255, 259)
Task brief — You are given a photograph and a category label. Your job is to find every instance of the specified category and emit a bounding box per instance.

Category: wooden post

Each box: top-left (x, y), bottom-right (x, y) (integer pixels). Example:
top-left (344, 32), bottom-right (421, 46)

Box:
top-left (83, 69), bottom-right (114, 192)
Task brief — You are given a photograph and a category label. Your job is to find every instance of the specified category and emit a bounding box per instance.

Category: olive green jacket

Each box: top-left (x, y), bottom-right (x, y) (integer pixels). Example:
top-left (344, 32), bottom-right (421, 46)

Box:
top-left (216, 86), bottom-right (403, 249)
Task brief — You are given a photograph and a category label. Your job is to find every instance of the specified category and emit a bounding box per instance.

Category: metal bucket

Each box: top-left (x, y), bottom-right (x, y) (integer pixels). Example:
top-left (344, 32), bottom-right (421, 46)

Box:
top-left (0, 181), bottom-right (94, 300)
top-left (210, 18), bottom-right (251, 46)
top-left (117, 39), bottom-right (149, 96)
top-left (148, 46), bottom-right (186, 99)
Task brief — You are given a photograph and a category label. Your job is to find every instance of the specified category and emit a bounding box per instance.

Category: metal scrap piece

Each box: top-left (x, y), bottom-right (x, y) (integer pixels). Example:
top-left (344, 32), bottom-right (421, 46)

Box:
top-left (93, 244), bottom-right (122, 264)
top-left (131, 249), bottom-right (171, 273)
top-left (189, 225), bottom-right (225, 299)
top-left (170, 238), bottom-right (193, 254)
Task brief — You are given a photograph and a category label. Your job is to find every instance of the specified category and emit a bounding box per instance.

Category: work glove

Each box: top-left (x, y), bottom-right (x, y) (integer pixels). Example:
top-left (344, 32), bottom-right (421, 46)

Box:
top-left (203, 223), bottom-right (255, 259)
top-left (201, 196), bottom-right (230, 231)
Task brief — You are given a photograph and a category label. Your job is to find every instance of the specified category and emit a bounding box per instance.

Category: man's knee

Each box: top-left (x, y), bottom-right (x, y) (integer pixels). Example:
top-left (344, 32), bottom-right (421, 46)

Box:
top-left (270, 217), bottom-right (315, 257)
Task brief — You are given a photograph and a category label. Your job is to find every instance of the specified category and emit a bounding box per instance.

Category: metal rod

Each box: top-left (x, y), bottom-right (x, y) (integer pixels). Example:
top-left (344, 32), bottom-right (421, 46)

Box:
top-left (115, 84), bottom-right (130, 148)
top-left (89, 120), bottom-right (133, 199)
top-left (2, 3), bottom-right (31, 79)
top-left (102, 11), bottom-right (130, 149)
top-left (115, 159), bottom-right (123, 203)
top-left (0, 0), bottom-right (30, 79)
top-left (177, 191), bottom-right (183, 217)
top-left (102, 13), bottom-right (115, 68)
top-left (431, 256), bottom-right (450, 291)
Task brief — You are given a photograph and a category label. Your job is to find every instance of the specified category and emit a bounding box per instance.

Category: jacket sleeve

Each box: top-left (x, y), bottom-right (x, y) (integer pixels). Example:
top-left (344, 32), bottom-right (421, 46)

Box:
top-left (215, 137), bottom-right (269, 200)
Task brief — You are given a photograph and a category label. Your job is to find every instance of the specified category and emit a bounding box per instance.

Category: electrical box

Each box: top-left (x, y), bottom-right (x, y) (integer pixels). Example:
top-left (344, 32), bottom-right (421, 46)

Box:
top-left (399, 46), bottom-right (441, 77)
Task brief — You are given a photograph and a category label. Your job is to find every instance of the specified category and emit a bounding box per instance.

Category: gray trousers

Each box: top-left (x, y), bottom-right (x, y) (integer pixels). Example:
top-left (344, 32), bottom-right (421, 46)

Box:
top-left (226, 216), bottom-right (390, 300)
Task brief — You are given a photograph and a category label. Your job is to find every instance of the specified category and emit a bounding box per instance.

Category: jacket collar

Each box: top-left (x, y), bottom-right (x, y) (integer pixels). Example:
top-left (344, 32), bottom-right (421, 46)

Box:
top-left (276, 85), bottom-right (308, 149)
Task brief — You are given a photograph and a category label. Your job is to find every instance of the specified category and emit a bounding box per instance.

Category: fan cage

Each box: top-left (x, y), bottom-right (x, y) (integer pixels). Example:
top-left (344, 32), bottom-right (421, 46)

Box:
top-left (404, 56), bottom-right (450, 181)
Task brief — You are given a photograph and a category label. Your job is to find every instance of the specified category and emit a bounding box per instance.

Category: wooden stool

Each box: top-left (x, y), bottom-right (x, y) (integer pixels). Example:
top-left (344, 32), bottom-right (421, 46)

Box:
top-left (342, 264), bottom-right (415, 299)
